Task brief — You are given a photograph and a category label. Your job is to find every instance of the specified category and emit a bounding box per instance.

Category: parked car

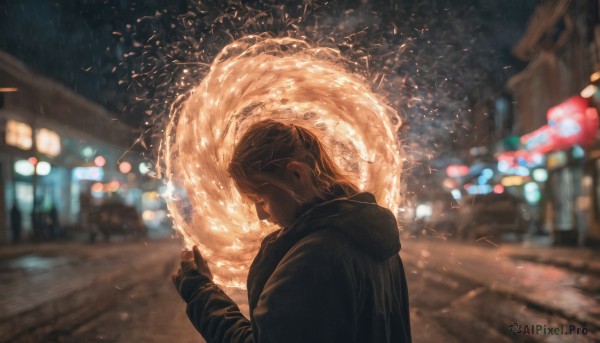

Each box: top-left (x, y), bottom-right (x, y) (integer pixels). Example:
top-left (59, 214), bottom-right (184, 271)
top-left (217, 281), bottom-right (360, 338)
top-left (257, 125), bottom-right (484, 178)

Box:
top-left (410, 192), bottom-right (459, 238)
top-left (88, 203), bottom-right (147, 242)
top-left (457, 193), bottom-right (530, 242)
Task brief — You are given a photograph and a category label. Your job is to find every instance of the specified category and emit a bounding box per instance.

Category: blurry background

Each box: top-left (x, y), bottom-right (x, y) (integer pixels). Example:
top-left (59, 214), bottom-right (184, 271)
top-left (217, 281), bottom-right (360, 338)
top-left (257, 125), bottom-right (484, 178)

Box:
top-left (1, 1), bottom-right (599, 342)
top-left (0, 0), bottom-right (539, 245)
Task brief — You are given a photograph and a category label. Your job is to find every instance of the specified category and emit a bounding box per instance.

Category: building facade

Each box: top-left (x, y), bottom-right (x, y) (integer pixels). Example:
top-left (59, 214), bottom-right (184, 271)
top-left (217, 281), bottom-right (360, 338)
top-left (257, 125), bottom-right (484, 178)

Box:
top-left (0, 50), bottom-right (147, 243)
top-left (504, 0), bottom-right (600, 245)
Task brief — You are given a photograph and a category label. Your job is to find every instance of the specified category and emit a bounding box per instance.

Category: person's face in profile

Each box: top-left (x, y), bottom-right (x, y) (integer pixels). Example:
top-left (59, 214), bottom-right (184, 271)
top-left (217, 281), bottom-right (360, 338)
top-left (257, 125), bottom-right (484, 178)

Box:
top-left (249, 182), bottom-right (300, 228)
top-left (242, 161), bottom-right (316, 228)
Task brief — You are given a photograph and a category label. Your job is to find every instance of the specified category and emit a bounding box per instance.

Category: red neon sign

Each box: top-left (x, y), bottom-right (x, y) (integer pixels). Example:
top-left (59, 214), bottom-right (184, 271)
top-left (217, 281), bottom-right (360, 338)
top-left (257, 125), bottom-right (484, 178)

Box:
top-left (521, 96), bottom-right (598, 154)
top-left (446, 165), bottom-right (470, 178)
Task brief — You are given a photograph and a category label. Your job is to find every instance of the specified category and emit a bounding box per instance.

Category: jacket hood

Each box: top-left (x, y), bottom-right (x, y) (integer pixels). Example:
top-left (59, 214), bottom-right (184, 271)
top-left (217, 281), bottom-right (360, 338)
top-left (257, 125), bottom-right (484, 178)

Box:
top-left (285, 192), bottom-right (401, 260)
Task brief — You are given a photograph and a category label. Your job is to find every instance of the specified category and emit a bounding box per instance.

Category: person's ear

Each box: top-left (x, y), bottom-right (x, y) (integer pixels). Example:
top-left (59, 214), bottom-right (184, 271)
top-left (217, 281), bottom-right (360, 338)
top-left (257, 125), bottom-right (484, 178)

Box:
top-left (285, 161), bottom-right (315, 202)
top-left (285, 161), bottom-right (304, 183)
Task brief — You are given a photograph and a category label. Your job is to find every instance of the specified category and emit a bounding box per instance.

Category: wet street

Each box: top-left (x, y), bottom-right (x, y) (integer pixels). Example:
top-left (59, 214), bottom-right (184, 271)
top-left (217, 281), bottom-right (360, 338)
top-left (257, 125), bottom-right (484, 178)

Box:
top-left (2, 0), bottom-right (600, 342)
top-left (1, 236), bottom-right (599, 343)
top-left (405, 238), bottom-right (600, 342)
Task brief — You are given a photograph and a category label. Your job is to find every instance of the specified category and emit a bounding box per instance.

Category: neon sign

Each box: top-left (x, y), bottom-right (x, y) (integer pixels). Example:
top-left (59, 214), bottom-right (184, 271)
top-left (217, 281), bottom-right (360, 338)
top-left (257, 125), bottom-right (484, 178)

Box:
top-left (445, 165), bottom-right (470, 178)
top-left (521, 96), bottom-right (598, 154)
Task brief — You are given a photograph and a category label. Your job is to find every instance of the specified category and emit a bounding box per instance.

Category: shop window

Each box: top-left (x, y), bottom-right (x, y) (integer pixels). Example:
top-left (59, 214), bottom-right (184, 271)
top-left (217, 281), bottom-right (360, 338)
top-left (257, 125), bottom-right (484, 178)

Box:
top-left (14, 160), bottom-right (34, 176)
top-left (5, 119), bottom-right (32, 150)
top-left (36, 128), bottom-right (61, 156)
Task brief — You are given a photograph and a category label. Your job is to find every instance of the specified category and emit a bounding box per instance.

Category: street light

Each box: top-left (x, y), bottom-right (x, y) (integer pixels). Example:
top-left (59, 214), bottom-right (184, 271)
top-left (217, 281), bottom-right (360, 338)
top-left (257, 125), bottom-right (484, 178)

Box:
top-left (94, 155), bottom-right (106, 167)
top-left (580, 70), bottom-right (600, 99)
top-left (119, 161), bottom-right (132, 174)
top-left (580, 84), bottom-right (597, 98)
top-left (36, 161), bottom-right (51, 176)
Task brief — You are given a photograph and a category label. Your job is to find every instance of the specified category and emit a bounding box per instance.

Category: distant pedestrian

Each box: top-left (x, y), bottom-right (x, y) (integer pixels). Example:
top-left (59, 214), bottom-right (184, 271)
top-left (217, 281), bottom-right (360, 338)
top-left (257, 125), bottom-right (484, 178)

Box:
top-left (10, 203), bottom-right (22, 243)
top-left (48, 204), bottom-right (60, 238)
top-left (173, 120), bottom-right (412, 342)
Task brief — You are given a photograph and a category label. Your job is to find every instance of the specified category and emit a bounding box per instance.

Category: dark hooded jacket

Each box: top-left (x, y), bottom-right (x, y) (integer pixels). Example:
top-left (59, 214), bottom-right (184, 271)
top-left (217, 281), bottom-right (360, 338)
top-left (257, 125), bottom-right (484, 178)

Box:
top-left (179, 191), bottom-right (412, 343)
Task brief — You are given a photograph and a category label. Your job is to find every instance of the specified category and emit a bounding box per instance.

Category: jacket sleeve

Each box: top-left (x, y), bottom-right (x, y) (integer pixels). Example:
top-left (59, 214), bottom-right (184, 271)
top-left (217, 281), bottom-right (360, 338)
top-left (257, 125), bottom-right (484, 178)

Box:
top-left (185, 279), bottom-right (254, 343)
top-left (252, 233), bottom-right (355, 343)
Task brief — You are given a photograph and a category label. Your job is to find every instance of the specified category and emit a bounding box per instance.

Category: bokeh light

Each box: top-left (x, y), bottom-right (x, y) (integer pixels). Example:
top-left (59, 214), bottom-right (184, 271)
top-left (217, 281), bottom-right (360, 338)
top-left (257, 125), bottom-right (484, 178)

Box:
top-left (94, 155), bottom-right (106, 167)
top-left (119, 161), bottom-right (132, 174)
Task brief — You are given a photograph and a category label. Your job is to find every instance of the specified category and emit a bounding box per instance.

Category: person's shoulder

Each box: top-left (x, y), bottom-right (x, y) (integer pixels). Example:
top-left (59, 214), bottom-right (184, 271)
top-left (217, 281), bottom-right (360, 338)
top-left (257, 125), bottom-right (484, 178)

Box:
top-left (290, 228), bottom-right (357, 261)
top-left (273, 229), bottom-right (358, 282)
top-left (260, 229), bottom-right (282, 245)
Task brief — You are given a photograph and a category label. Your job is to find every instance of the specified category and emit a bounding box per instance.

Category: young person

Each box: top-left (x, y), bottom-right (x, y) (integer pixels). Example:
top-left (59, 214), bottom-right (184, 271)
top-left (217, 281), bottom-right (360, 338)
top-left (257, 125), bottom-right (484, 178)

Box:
top-left (172, 119), bottom-right (411, 342)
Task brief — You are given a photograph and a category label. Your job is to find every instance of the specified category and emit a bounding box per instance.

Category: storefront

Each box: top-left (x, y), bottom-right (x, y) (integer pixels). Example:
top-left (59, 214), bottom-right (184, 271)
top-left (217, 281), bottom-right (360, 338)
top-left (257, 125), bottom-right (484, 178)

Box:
top-left (0, 50), bottom-right (144, 243)
top-left (0, 113), bottom-right (146, 241)
top-left (0, 116), bottom-right (66, 240)
top-left (520, 95), bottom-right (599, 245)
top-left (581, 151), bottom-right (600, 244)
top-left (577, 71), bottom-right (600, 245)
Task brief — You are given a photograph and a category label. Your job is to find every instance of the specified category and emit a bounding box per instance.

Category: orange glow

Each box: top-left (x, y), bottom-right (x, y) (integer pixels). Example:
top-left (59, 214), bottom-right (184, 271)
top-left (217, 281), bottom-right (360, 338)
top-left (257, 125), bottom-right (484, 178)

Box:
top-left (119, 161), bottom-right (132, 173)
top-left (94, 156), bottom-right (106, 167)
top-left (580, 84), bottom-right (597, 98)
top-left (443, 178), bottom-right (457, 189)
top-left (107, 180), bottom-right (120, 192)
top-left (36, 128), bottom-right (61, 157)
top-left (28, 157), bottom-right (37, 165)
top-left (91, 182), bottom-right (103, 193)
top-left (160, 35), bottom-right (403, 288)
top-left (6, 120), bottom-right (32, 150)
top-left (501, 176), bottom-right (528, 187)
top-left (0, 87), bottom-right (18, 92)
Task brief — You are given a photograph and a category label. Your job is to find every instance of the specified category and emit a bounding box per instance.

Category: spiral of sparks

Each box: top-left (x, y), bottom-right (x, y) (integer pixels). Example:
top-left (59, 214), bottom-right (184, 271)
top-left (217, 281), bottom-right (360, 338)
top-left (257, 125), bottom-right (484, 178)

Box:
top-left (161, 34), bottom-right (402, 288)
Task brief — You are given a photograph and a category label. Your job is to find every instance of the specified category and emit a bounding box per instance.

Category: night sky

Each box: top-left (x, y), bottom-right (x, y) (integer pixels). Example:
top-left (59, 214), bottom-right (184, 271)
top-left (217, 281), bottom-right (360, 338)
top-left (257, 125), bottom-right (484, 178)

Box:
top-left (0, 0), bottom-right (536, 162)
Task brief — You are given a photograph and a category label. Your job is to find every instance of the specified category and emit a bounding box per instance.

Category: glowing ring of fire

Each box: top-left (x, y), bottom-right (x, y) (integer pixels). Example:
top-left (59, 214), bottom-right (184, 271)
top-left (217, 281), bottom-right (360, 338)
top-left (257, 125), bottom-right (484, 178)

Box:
top-left (161, 34), bottom-right (402, 288)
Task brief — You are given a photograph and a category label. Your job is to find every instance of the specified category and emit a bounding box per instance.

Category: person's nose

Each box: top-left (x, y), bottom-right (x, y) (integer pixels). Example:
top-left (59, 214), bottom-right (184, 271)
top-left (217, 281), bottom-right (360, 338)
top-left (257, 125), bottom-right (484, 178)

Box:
top-left (255, 204), bottom-right (270, 221)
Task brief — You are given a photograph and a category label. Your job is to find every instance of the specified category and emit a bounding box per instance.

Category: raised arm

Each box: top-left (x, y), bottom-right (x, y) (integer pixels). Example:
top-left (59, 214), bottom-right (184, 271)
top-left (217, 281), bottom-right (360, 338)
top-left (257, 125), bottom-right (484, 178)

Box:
top-left (173, 247), bottom-right (254, 343)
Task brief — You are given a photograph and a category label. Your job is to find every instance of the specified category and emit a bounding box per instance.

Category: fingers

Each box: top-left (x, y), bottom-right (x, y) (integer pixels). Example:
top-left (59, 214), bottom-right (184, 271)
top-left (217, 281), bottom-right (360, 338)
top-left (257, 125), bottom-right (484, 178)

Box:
top-left (180, 260), bottom-right (196, 273)
top-left (193, 245), bottom-right (204, 267)
top-left (177, 246), bottom-right (213, 282)
top-left (179, 246), bottom-right (204, 274)
top-left (193, 245), bottom-right (214, 281)
top-left (181, 249), bottom-right (193, 261)
top-left (180, 249), bottom-right (195, 272)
